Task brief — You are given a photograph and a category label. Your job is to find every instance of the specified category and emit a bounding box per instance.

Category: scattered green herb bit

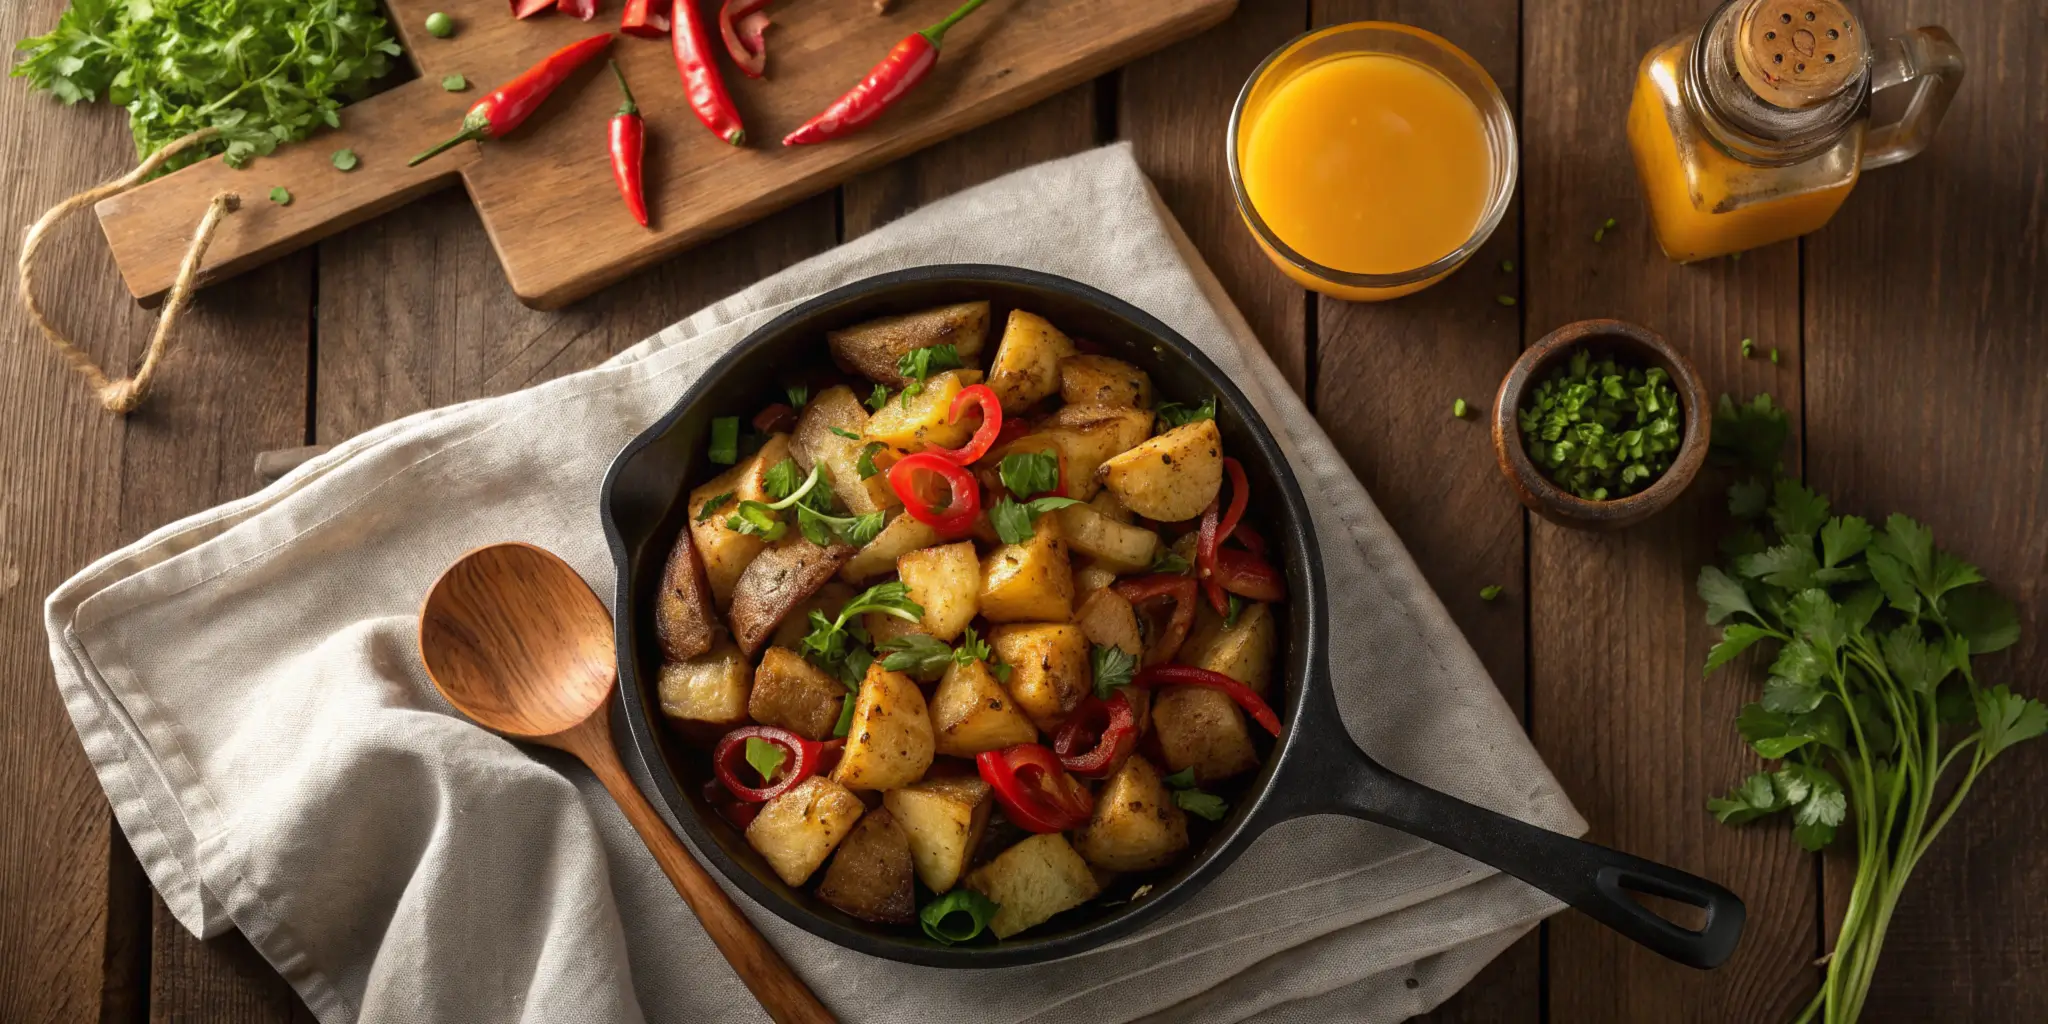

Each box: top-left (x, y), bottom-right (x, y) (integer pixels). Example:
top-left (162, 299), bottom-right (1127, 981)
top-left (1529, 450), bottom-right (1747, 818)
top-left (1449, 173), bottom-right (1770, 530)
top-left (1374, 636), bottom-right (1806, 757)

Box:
top-left (833, 693), bottom-right (856, 736)
top-left (726, 501), bottom-right (786, 542)
top-left (865, 384), bottom-right (891, 412)
top-left (1740, 337), bottom-right (1754, 358)
top-left (331, 148), bottom-right (359, 171)
top-left (708, 417), bottom-right (740, 464)
top-left (425, 11), bottom-right (454, 36)
top-left (743, 737), bottom-right (786, 786)
top-left (1496, 294), bottom-right (1517, 307)
top-left (1501, 259), bottom-right (1515, 273)
top-left (442, 73), bottom-right (467, 91)
top-left (1479, 585), bottom-right (1503, 602)
top-left (920, 889), bottom-right (1000, 945)
top-left (268, 187), bottom-right (292, 206)
top-left (958, 626), bottom-right (1009, 683)
top-left (1452, 398), bottom-right (1470, 419)
top-left (13, 0), bottom-right (402, 173)
top-left (1769, 347), bottom-right (1780, 365)
top-left (1223, 593), bottom-right (1243, 629)
top-left (991, 496), bottom-right (1082, 545)
top-left (1155, 396), bottom-right (1217, 429)
top-left (1515, 346), bottom-right (1682, 501)
top-left (1148, 549), bottom-right (1193, 576)
top-left (801, 581), bottom-right (923, 686)
top-left (856, 441), bottom-right (886, 480)
top-left (829, 426), bottom-right (862, 441)
top-left (878, 634), bottom-right (956, 681)
top-left (895, 344), bottom-right (963, 404)
top-left (998, 451), bottom-right (1061, 500)
top-left (1163, 766), bottom-right (1196, 788)
top-left (1708, 393), bottom-right (1789, 475)
top-left (695, 491), bottom-right (735, 522)
top-left (1091, 643), bottom-right (1137, 699)
top-left (1592, 216), bottom-right (1618, 243)
top-left (796, 504), bottom-right (885, 548)
top-left (762, 458), bottom-right (804, 501)
top-left (1174, 789), bottom-right (1230, 821)
top-left (786, 384), bottom-right (809, 409)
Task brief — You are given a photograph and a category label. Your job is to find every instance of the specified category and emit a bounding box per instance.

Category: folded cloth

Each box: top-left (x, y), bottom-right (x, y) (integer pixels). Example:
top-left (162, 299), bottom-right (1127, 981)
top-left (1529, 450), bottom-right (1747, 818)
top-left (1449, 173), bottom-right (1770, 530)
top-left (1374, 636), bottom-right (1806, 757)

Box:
top-left (46, 143), bottom-right (1583, 1024)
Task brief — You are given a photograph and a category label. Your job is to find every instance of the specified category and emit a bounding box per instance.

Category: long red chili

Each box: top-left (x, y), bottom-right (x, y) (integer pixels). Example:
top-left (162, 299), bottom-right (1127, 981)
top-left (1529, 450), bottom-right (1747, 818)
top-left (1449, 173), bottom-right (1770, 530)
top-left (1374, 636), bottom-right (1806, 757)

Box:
top-left (976, 744), bottom-right (1094, 833)
top-left (1114, 574), bottom-right (1198, 665)
top-left (1213, 547), bottom-right (1286, 602)
top-left (782, 0), bottom-right (987, 145)
top-left (620, 0), bottom-right (670, 35)
top-left (673, 0), bottom-right (746, 144)
top-left (607, 62), bottom-right (649, 228)
top-left (1132, 664), bottom-right (1282, 737)
top-left (410, 33), bottom-right (615, 166)
top-left (1198, 457), bottom-right (1250, 614)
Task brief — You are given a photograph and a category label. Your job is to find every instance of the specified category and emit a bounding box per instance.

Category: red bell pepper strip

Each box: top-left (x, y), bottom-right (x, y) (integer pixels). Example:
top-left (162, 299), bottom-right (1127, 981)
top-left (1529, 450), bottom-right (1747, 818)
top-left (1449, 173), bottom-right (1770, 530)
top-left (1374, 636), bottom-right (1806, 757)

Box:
top-left (1133, 665), bottom-right (1282, 737)
top-left (559, 0), bottom-right (597, 21)
top-left (930, 384), bottom-right (1001, 465)
top-left (673, 0), bottom-right (746, 144)
top-left (782, 0), bottom-right (987, 145)
top-left (620, 0), bottom-right (669, 35)
top-left (1114, 574), bottom-right (1198, 665)
top-left (751, 402), bottom-right (797, 435)
top-left (888, 451), bottom-right (981, 534)
top-left (1053, 692), bottom-right (1137, 778)
top-left (1197, 457), bottom-right (1250, 614)
top-left (607, 62), bottom-right (649, 228)
top-left (719, 0), bottom-right (772, 78)
top-left (411, 34), bottom-right (615, 166)
top-left (976, 744), bottom-right (1094, 833)
top-left (1213, 547), bottom-right (1286, 602)
top-left (712, 725), bottom-right (824, 802)
top-left (1233, 522), bottom-right (1267, 558)
top-left (512, 0), bottom-right (555, 19)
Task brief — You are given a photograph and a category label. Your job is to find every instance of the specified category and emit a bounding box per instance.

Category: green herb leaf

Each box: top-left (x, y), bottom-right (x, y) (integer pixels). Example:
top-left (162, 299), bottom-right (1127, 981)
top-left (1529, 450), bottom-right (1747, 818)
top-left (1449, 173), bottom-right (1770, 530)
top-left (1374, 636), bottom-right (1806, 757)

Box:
top-left (865, 385), bottom-right (890, 412)
top-left (695, 492), bottom-right (735, 522)
top-left (1819, 515), bottom-right (1872, 568)
top-left (1697, 566), bottom-right (1758, 626)
top-left (1864, 549), bottom-right (1920, 616)
top-left (1941, 585), bottom-right (2020, 654)
top-left (269, 187), bottom-right (292, 206)
top-left (998, 451), bottom-right (1062, 500)
top-left (786, 384), bottom-right (810, 409)
top-left (1163, 767), bottom-right (1196, 789)
top-left (1735, 542), bottom-right (1819, 591)
top-left (894, 344), bottom-right (962, 402)
top-left (763, 459), bottom-right (804, 501)
top-left (725, 501), bottom-right (786, 542)
top-left (1769, 479), bottom-right (1830, 538)
top-left (920, 888), bottom-right (1000, 945)
top-left (1708, 394), bottom-right (1789, 475)
top-left (1223, 593), bottom-right (1243, 628)
top-left (856, 441), bottom-right (886, 480)
top-left (829, 426), bottom-right (862, 440)
top-left (833, 693), bottom-right (857, 737)
top-left (743, 737), bottom-right (786, 786)
top-left (1451, 398), bottom-right (1469, 419)
top-left (1148, 549), bottom-right (1193, 575)
top-left (708, 417), bottom-right (740, 465)
top-left (990, 496), bottom-right (1082, 545)
top-left (1704, 623), bottom-right (1769, 676)
top-left (1880, 625), bottom-right (1951, 695)
top-left (1706, 773), bottom-right (1783, 825)
top-left (1091, 643), bottom-right (1137, 699)
top-left (1760, 676), bottom-right (1825, 714)
top-left (1479, 584), bottom-right (1503, 602)
top-left (441, 72), bottom-right (466, 91)
top-left (1155, 397), bottom-right (1216, 429)
top-left (331, 148), bottom-right (359, 171)
top-left (1728, 478), bottom-right (1769, 519)
top-left (878, 634), bottom-right (955, 681)
top-left (1977, 686), bottom-right (2048, 759)
top-left (1174, 789), bottom-right (1229, 821)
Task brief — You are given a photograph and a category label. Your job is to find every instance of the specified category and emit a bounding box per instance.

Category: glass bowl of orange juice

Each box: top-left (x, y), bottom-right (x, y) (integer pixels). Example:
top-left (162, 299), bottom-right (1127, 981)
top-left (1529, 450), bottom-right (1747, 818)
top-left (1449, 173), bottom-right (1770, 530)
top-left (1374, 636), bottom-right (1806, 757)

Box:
top-left (1229, 23), bottom-right (1517, 302)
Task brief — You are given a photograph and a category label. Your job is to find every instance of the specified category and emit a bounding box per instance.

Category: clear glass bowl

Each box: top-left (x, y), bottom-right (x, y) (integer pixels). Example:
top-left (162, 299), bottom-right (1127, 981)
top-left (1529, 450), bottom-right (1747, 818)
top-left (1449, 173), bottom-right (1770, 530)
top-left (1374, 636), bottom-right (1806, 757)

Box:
top-left (1227, 23), bottom-right (1519, 302)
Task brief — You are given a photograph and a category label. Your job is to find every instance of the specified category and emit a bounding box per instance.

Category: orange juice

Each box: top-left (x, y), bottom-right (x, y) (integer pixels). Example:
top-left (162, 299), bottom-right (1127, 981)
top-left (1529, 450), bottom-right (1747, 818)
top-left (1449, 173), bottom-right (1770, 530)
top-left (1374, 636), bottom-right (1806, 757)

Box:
top-left (1240, 54), bottom-right (1493, 278)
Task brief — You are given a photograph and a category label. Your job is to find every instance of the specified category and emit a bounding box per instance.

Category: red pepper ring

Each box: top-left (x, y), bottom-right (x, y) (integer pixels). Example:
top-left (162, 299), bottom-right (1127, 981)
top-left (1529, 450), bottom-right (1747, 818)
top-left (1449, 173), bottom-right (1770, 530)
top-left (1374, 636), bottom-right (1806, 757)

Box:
top-left (888, 451), bottom-right (982, 534)
top-left (1054, 692), bottom-right (1137, 778)
top-left (712, 725), bottom-right (822, 802)
top-left (1213, 547), bottom-right (1287, 602)
top-left (976, 744), bottom-right (1094, 833)
top-left (1132, 665), bottom-right (1282, 737)
top-left (1114, 574), bottom-right (1199, 665)
top-left (930, 384), bottom-right (1001, 465)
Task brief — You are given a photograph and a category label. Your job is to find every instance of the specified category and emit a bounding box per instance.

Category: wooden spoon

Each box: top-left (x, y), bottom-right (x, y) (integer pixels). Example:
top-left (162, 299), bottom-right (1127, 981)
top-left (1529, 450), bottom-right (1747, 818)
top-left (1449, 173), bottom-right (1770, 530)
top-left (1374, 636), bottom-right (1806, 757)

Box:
top-left (418, 542), bottom-right (834, 1024)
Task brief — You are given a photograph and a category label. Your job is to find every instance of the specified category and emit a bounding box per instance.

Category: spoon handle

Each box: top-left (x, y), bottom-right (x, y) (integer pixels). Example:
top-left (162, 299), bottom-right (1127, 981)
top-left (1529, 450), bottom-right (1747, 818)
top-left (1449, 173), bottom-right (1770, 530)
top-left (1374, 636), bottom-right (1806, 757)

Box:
top-left (572, 714), bottom-right (837, 1024)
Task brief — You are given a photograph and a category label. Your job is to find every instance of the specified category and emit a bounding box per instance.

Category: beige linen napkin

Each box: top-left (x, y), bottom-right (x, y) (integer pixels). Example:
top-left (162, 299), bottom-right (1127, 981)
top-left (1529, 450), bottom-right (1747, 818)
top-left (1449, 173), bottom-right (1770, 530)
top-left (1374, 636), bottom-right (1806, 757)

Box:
top-left (45, 143), bottom-right (1583, 1024)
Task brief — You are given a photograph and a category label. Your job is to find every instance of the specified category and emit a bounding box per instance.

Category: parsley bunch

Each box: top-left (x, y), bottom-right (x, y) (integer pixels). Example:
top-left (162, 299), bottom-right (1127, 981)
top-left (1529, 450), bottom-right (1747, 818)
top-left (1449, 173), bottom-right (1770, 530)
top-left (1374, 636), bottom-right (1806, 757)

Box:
top-left (15, 0), bottom-right (403, 172)
top-left (1699, 394), bottom-right (2041, 1024)
top-left (1516, 348), bottom-right (1681, 500)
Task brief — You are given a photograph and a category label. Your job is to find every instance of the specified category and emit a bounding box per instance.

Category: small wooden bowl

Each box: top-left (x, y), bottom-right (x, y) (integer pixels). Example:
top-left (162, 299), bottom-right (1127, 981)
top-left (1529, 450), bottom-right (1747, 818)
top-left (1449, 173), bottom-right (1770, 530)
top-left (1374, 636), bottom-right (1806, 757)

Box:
top-left (1491, 319), bottom-right (1710, 531)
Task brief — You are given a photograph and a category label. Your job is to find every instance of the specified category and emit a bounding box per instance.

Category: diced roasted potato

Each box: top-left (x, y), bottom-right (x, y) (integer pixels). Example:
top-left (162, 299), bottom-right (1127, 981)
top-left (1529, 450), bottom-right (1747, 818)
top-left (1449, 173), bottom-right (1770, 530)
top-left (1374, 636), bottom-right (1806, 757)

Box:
top-left (841, 513), bottom-right (941, 584)
top-left (1054, 501), bottom-right (1159, 571)
top-left (826, 301), bottom-right (990, 387)
top-left (654, 529), bottom-right (718, 662)
top-left (979, 516), bottom-right (1074, 622)
top-left (964, 833), bottom-right (1102, 939)
top-left (1088, 489), bottom-right (1136, 523)
top-left (1151, 685), bottom-right (1259, 783)
top-left (791, 385), bottom-right (899, 514)
top-left (658, 636), bottom-right (750, 727)
top-left (834, 664), bottom-right (935, 791)
top-left (748, 647), bottom-right (847, 740)
top-left (1059, 354), bottom-right (1153, 409)
top-left (816, 807), bottom-right (916, 924)
top-left (1073, 588), bottom-right (1143, 657)
top-left (863, 369), bottom-right (986, 453)
top-left (1072, 557), bottom-right (1120, 594)
top-left (989, 623), bottom-right (1091, 732)
top-left (687, 433), bottom-right (792, 607)
top-left (728, 538), bottom-right (855, 657)
top-left (1097, 418), bottom-right (1223, 523)
top-left (992, 405), bottom-right (1150, 502)
top-left (985, 310), bottom-right (1077, 412)
top-left (1043, 404), bottom-right (1153, 456)
top-left (1180, 600), bottom-right (1276, 698)
top-left (746, 775), bottom-right (866, 886)
top-left (770, 581), bottom-right (853, 651)
top-left (928, 657), bottom-right (1039, 757)
top-left (1074, 755), bottom-right (1188, 871)
top-left (883, 776), bottom-right (992, 893)
top-left (893, 541), bottom-right (979, 641)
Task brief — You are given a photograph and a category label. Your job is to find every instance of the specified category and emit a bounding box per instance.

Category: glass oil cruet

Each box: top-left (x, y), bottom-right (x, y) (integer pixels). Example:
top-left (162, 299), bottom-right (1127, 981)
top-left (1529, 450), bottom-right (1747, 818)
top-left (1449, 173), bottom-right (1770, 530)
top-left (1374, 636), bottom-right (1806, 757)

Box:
top-left (1626, 0), bottom-right (1963, 262)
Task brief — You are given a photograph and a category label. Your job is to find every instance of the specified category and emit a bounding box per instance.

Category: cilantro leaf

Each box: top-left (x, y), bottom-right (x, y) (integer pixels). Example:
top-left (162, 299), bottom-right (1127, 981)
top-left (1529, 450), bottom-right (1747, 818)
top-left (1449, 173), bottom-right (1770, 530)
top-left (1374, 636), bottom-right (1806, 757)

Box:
top-left (695, 491), bottom-right (735, 522)
top-left (1728, 477), bottom-right (1769, 519)
top-left (1977, 686), bottom-right (2048, 759)
top-left (865, 385), bottom-right (890, 412)
top-left (1941, 585), bottom-right (2020, 654)
top-left (1707, 772), bottom-right (1784, 825)
top-left (786, 384), bottom-right (810, 410)
top-left (1155, 396), bottom-right (1217, 429)
top-left (725, 501), bottom-right (786, 542)
top-left (1736, 542), bottom-right (1820, 590)
top-left (1148, 549), bottom-right (1193, 575)
top-left (1697, 566), bottom-right (1758, 625)
top-left (895, 344), bottom-right (962, 402)
top-left (1703, 623), bottom-right (1770, 676)
top-left (1880, 625), bottom-right (1950, 695)
top-left (1163, 767), bottom-right (1196, 789)
top-left (998, 451), bottom-right (1062, 500)
top-left (990, 496), bottom-right (1082, 545)
top-left (1091, 643), bottom-right (1137, 699)
top-left (763, 458), bottom-right (804, 501)
top-left (1708, 393), bottom-right (1789, 474)
top-left (856, 442), bottom-right (886, 480)
top-left (1819, 515), bottom-right (1872, 568)
top-left (1760, 676), bottom-right (1825, 714)
top-left (829, 426), bottom-right (863, 441)
top-left (1174, 789), bottom-right (1229, 821)
top-left (743, 737), bottom-right (787, 786)
top-left (878, 634), bottom-right (955, 681)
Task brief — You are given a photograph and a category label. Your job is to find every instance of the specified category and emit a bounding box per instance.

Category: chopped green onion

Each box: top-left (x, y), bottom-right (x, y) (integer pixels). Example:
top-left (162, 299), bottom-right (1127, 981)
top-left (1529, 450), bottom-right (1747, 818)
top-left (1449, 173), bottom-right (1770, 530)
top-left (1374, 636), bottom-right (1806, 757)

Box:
top-left (920, 889), bottom-right (1000, 945)
top-left (1174, 789), bottom-right (1229, 821)
top-left (708, 417), bottom-right (740, 465)
top-left (331, 148), bottom-right (359, 171)
top-left (1500, 259), bottom-right (1515, 273)
top-left (1452, 398), bottom-right (1469, 419)
top-left (1740, 337), bottom-right (1754, 358)
top-left (1496, 294), bottom-right (1517, 307)
top-left (833, 693), bottom-right (856, 736)
top-left (1769, 348), bottom-right (1781, 365)
top-left (1480, 585), bottom-right (1503, 601)
top-left (441, 72), bottom-right (466, 91)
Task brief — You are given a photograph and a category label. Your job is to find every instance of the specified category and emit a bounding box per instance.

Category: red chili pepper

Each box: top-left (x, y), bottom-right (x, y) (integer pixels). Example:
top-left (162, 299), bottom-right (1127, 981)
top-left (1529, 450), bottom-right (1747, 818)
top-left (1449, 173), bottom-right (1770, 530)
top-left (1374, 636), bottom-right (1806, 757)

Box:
top-left (410, 33), bottom-right (615, 166)
top-left (512, 0), bottom-right (555, 18)
top-left (782, 0), bottom-right (987, 145)
top-left (1132, 665), bottom-right (1282, 737)
top-left (1114, 574), bottom-right (1198, 665)
top-left (1053, 692), bottom-right (1138, 778)
top-left (1213, 547), bottom-right (1286, 602)
top-left (929, 384), bottom-right (1001, 465)
top-left (1233, 522), bottom-right (1267, 558)
top-left (719, 0), bottom-right (772, 78)
top-left (712, 725), bottom-right (824, 802)
top-left (558, 0), bottom-right (597, 21)
top-left (673, 0), bottom-right (746, 144)
top-left (888, 451), bottom-right (981, 534)
top-left (1197, 457), bottom-right (1250, 614)
top-left (751, 402), bottom-right (797, 435)
top-left (976, 744), bottom-right (1095, 833)
top-left (620, 0), bottom-right (670, 35)
top-left (606, 62), bottom-right (649, 228)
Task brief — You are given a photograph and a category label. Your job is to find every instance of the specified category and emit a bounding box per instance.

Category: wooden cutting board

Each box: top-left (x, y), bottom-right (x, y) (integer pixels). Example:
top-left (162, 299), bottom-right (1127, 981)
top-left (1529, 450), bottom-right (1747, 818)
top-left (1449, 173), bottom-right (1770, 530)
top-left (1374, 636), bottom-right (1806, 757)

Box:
top-left (94, 0), bottom-right (1235, 310)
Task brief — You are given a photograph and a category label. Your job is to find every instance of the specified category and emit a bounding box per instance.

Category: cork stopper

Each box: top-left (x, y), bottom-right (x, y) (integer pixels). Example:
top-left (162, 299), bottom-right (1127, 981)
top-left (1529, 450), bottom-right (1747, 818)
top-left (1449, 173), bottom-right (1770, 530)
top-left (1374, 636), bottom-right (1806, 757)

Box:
top-left (1734, 0), bottom-right (1863, 108)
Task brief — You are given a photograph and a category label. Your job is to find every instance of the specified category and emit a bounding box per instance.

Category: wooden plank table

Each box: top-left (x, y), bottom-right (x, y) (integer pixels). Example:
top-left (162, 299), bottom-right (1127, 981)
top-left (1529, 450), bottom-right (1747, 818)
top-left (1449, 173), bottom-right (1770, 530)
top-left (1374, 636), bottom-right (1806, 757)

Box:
top-left (1, 2), bottom-right (2041, 1020)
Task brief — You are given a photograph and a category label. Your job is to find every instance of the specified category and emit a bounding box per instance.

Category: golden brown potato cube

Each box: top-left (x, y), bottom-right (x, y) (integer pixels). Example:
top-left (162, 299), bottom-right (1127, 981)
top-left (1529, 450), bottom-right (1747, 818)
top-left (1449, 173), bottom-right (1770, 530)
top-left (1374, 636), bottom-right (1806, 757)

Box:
top-left (790, 385), bottom-right (899, 514)
top-left (893, 541), bottom-right (980, 641)
top-left (1073, 588), bottom-right (1143, 657)
top-left (1088, 490), bottom-right (1137, 523)
top-left (746, 775), bottom-right (866, 886)
top-left (816, 807), bottom-right (916, 924)
top-left (687, 433), bottom-right (792, 608)
top-left (863, 369), bottom-right (985, 453)
top-left (928, 657), bottom-right (1040, 757)
top-left (985, 310), bottom-right (1077, 412)
top-left (989, 623), bottom-right (1091, 732)
top-left (833, 664), bottom-right (935, 791)
top-left (979, 517), bottom-right (1074, 622)
top-left (1097, 418), bottom-right (1223, 523)
top-left (1054, 501), bottom-right (1159, 572)
top-left (1151, 685), bottom-right (1259, 783)
top-left (1074, 755), bottom-right (1188, 871)
top-left (826, 301), bottom-right (989, 387)
top-left (748, 647), bottom-right (848, 741)
top-left (883, 776), bottom-right (992, 893)
top-left (964, 833), bottom-right (1102, 939)
top-left (1059, 354), bottom-right (1153, 409)
top-left (657, 637), bottom-right (750, 727)
top-left (653, 529), bottom-right (718, 662)
top-left (1180, 600), bottom-right (1276, 698)
top-left (728, 538), bottom-right (855, 657)
top-left (1072, 557), bottom-right (1121, 594)
top-left (1043, 404), bottom-right (1153, 458)
top-left (841, 513), bottom-right (942, 584)
top-left (770, 581), bottom-right (853, 651)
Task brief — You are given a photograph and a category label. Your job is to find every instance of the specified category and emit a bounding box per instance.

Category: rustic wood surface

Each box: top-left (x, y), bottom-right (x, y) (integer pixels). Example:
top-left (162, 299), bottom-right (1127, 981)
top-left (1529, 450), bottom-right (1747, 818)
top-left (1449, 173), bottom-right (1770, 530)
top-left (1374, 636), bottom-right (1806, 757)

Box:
top-left (2, 1), bottom-right (2043, 1021)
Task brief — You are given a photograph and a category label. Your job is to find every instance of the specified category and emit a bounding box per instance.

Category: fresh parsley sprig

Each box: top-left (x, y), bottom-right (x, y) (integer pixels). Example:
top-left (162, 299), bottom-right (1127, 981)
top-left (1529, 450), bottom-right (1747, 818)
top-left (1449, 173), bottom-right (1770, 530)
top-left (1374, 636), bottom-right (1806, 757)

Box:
top-left (990, 496), bottom-right (1082, 545)
top-left (879, 626), bottom-right (1010, 683)
top-left (1091, 643), bottom-right (1137, 699)
top-left (1163, 766), bottom-right (1227, 821)
top-left (998, 451), bottom-right (1061, 500)
top-left (800, 581), bottom-right (924, 687)
top-left (895, 344), bottom-right (962, 405)
top-left (1155, 396), bottom-right (1216, 429)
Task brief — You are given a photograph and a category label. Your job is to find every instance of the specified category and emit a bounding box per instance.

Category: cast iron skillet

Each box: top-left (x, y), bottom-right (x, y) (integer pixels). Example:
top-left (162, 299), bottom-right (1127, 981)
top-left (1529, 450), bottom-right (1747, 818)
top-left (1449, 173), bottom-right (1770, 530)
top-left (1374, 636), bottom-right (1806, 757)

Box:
top-left (601, 264), bottom-right (1746, 970)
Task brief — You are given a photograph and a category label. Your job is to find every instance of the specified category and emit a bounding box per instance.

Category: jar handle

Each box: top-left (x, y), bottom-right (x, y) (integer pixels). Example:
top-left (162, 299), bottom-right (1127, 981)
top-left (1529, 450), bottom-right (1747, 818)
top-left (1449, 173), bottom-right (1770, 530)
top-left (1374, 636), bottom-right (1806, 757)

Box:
top-left (1859, 26), bottom-right (1964, 171)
